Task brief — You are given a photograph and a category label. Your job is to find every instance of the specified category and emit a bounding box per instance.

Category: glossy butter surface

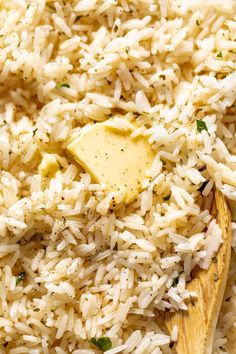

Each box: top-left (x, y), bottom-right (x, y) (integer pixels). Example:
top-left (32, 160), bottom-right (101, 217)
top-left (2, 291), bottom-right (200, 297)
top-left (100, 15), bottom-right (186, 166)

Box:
top-left (67, 122), bottom-right (155, 204)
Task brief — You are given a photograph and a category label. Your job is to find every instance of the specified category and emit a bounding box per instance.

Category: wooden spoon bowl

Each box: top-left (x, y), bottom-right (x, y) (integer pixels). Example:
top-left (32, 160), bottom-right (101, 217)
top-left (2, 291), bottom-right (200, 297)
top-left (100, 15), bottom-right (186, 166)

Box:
top-left (165, 189), bottom-right (232, 354)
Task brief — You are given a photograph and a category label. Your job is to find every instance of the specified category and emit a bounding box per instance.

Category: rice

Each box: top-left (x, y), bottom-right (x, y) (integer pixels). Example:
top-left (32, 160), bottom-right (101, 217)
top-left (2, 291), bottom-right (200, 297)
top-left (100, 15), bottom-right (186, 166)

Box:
top-left (0, 0), bottom-right (235, 352)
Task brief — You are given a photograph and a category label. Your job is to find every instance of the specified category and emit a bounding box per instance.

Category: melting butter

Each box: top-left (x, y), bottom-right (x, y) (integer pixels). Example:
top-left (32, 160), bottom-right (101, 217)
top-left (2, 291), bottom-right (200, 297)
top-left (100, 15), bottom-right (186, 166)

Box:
top-left (38, 153), bottom-right (59, 178)
top-left (67, 122), bottom-right (154, 204)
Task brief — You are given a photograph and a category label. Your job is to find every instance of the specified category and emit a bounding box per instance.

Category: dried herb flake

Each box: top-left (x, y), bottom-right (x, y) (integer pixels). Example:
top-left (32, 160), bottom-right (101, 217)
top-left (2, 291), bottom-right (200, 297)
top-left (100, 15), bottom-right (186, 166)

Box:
top-left (90, 337), bottom-right (112, 352)
top-left (16, 272), bottom-right (25, 286)
top-left (56, 83), bottom-right (70, 88)
top-left (172, 277), bottom-right (179, 287)
top-left (196, 120), bottom-right (208, 133)
top-left (113, 25), bottom-right (119, 33)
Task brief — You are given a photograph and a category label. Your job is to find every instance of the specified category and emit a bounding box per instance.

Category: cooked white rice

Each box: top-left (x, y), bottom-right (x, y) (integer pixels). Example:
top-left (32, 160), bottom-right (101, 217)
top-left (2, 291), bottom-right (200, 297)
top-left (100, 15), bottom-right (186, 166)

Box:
top-left (0, 0), bottom-right (236, 353)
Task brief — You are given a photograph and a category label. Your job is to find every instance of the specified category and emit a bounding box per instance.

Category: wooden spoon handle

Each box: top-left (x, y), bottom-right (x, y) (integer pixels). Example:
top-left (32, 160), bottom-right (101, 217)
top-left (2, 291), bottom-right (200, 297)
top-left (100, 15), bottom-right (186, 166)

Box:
top-left (165, 190), bottom-right (232, 354)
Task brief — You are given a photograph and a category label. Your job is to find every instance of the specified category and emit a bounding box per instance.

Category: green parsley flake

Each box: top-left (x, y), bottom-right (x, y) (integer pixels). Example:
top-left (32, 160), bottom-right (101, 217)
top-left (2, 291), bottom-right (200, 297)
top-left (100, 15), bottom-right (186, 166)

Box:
top-left (16, 272), bottom-right (25, 286)
top-left (216, 51), bottom-right (223, 58)
top-left (90, 337), bottom-right (112, 352)
top-left (56, 83), bottom-right (70, 88)
top-left (196, 120), bottom-right (208, 133)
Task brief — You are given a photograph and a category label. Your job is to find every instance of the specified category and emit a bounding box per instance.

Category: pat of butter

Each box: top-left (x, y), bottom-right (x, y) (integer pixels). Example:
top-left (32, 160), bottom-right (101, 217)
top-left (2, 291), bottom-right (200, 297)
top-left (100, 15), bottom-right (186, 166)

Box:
top-left (67, 122), bottom-right (155, 204)
top-left (38, 153), bottom-right (59, 178)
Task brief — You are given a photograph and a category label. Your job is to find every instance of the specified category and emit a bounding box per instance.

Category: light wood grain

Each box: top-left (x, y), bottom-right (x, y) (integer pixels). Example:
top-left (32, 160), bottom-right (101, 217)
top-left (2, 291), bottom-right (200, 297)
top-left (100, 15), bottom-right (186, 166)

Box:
top-left (165, 189), bottom-right (232, 354)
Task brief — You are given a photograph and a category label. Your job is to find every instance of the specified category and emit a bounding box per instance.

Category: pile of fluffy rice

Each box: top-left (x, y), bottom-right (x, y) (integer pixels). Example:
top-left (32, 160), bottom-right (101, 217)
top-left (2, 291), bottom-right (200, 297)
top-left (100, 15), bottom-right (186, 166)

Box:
top-left (0, 0), bottom-right (236, 353)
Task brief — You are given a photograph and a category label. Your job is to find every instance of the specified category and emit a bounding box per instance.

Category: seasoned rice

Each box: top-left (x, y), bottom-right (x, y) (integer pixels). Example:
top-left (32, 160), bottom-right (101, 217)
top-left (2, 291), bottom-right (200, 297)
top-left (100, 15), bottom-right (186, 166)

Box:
top-left (0, 0), bottom-right (236, 353)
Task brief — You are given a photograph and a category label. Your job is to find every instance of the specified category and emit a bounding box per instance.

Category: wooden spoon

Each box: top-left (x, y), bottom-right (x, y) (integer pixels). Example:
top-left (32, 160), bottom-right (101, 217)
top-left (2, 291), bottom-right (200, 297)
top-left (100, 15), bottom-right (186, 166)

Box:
top-left (165, 189), bottom-right (232, 354)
